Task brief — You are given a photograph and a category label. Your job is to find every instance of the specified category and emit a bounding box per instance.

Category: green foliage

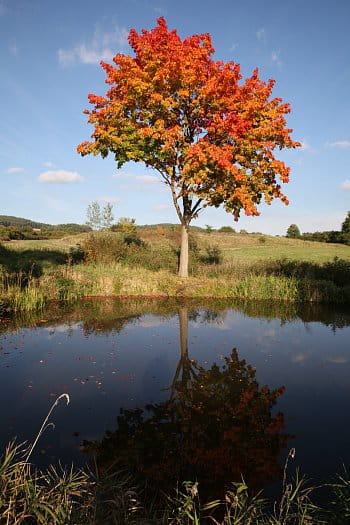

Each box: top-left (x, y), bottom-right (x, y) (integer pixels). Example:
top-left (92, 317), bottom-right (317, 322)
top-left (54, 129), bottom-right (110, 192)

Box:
top-left (205, 225), bottom-right (214, 234)
top-left (81, 232), bottom-right (126, 263)
top-left (341, 211), bottom-right (350, 235)
top-left (0, 441), bottom-right (90, 524)
top-left (286, 224), bottom-right (301, 238)
top-left (111, 217), bottom-right (137, 236)
top-left (0, 216), bottom-right (90, 241)
top-left (218, 226), bottom-right (236, 233)
top-left (200, 245), bottom-right (223, 265)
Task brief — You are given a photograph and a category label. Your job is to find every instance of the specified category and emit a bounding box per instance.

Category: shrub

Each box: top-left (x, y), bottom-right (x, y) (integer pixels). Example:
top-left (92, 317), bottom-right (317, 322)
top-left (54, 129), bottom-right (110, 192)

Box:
top-left (200, 245), bottom-right (223, 265)
top-left (81, 232), bottom-right (127, 263)
top-left (218, 226), bottom-right (236, 233)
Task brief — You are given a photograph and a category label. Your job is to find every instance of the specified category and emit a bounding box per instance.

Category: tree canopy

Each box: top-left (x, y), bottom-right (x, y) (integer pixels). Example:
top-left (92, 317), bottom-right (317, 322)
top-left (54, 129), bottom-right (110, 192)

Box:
top-left (286, 223), bottom-right (301, 238)
top-left (341, 211), bottom-right (350, 234)
top-left (78, 18), bottom-right (300, 275)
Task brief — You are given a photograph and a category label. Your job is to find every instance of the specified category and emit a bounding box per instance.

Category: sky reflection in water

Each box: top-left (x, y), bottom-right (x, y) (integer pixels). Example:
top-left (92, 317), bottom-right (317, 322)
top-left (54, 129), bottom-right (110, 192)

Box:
top-left (0, 299), bottom-right (349, 490)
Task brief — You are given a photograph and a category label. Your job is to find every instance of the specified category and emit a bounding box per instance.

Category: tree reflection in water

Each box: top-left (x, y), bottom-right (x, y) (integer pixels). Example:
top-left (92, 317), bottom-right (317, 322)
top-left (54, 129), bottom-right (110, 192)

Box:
top-left (85, 307), bottom-right (289, 500)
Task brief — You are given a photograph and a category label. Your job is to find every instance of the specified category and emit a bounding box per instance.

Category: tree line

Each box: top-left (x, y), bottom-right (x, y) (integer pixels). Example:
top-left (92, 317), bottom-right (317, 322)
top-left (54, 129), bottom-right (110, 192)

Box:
top-left (286, 212), bottom-right (350, 245)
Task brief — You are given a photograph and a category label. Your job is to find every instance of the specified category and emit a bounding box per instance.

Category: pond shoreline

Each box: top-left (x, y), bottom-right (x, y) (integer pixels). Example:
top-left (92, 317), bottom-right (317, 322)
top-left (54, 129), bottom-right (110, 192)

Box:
top-left (1, 266), bottom-right (350, 316)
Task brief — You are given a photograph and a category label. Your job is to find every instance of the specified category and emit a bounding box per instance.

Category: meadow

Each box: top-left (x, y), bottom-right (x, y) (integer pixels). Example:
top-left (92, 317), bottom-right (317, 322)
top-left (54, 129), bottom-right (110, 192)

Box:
top-left (0, 227), bottom-right (349, 314)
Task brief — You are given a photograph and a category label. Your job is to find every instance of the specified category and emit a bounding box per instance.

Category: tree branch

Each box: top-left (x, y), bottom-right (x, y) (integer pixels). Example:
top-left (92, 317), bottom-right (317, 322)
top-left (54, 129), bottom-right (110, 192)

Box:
top-left (191, 198), bottom-right (203, 217)
top-left (170, 178), bottom-right (184, 224)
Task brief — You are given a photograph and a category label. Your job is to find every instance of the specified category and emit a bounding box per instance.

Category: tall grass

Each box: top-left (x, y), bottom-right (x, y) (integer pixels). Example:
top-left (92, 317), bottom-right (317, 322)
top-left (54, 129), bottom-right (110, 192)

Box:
top-left (3, 444), bottom-right (350, 523)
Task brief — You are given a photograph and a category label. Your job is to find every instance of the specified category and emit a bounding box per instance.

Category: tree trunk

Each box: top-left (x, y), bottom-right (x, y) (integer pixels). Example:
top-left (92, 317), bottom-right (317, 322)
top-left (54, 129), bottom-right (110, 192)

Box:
top-left (178, 307), bottom-right (188, 360)
top-left (178, 223), bottom-right (189, 278)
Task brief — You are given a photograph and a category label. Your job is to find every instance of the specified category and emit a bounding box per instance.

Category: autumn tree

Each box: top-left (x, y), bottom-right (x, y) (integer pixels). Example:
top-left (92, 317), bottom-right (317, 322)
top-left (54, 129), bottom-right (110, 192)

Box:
top-left (78, 18), bottom-right (300, 277)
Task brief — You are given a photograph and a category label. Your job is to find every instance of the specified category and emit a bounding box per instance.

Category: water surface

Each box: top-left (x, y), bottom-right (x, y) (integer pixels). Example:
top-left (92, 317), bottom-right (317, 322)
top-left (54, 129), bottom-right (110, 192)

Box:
top-left (1, 298), bottom-right (349, 494)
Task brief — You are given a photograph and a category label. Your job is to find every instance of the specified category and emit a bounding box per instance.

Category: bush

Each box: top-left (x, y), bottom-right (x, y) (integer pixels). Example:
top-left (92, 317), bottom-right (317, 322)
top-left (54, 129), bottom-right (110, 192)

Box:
top-left (200, 245), bottom-right (223, 265)
top-left (81, 232), bottom-right (127, 263)
top-left (218, 226), bottom-right (235, 233)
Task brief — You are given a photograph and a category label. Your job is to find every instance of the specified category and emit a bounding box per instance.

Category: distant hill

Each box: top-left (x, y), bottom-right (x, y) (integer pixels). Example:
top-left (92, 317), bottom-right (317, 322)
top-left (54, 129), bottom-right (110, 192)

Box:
top-left (138, 223), bottom-right (206, 232)
top-left (0, 215), bottom-right (90, 233)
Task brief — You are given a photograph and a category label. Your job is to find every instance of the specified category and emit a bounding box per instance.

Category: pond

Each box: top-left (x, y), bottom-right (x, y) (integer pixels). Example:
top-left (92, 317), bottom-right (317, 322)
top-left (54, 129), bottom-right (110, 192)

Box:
top-left (1, 298), bottom-right (350, 498)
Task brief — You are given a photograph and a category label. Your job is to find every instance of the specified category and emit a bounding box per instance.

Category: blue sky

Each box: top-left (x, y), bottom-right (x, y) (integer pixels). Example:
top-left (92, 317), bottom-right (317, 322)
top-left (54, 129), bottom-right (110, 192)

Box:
top-left (0, 0), bottom-right (349, 234)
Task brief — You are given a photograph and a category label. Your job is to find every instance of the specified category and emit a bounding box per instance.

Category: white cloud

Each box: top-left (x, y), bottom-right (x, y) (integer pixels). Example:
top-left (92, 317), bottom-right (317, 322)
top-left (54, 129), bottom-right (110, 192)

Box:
top-left (256, 28), bottom-right (266, 41)
top-left (135, 175), bottom-right (159, 184)
top-left (230, 42), bottom-right (238, 52)
top-left (58, 24), bottom-right (128, 66)
top-left (271, 50), bottom-right (283, 66)
top-left (327, 140), bottom-right (350, 149)
top-left (341, 179), bottom-right (350, 191)
top-left (38, 170), bottom-right (84, 183)
top-left (6, 166), bottom-right (24, 174)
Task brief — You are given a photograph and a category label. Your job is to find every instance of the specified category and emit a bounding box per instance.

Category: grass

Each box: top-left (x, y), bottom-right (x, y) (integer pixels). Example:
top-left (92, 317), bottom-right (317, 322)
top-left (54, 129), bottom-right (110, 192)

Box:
top-left (0, 229), bottom-right (349, 314)
top-left (2, 441), bottom-right (350, 524)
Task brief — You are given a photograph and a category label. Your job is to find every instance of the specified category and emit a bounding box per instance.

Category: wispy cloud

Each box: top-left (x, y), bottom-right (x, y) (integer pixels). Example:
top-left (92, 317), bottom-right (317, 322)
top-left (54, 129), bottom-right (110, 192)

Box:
top-left (113, 172), bottom-right (160, 185)
top-left (341, 179), bottom-right (350, 191)
top-left (135, 175), bottom-right (159, 184)
top-left (256, 28), bottom-right (266, 41)
top-left (9, 39), bottom-right (18, 56)
top-left (96, 195), bottom-right (120, 205)
top-left (327, 140), bottom-right (350, 149)
top-left (38, 170), bottom-right (84, 183)
top-left (44, 161), bottom-right (56, 169)
top-left (299, 139), bottom-right (311, 151)
top-left (153, 203), bottom-right (172, 211)
top-left (58, 24), bottom-right (128, 66)
top-left (153, 6), bottom-right (166, 14)
top-left (271, 50), bottom-right (282, 66)
top-left (113, 171), bottom-right (136, 179)
top-left (6, 166), bottom-right (24, 174)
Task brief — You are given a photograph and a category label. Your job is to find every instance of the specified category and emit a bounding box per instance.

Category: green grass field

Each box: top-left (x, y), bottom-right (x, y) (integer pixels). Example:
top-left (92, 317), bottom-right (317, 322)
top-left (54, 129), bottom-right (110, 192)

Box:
top-left (1, 229), bottom-right (349, 313)
top-left (4, 229), bottom-right (350, 263)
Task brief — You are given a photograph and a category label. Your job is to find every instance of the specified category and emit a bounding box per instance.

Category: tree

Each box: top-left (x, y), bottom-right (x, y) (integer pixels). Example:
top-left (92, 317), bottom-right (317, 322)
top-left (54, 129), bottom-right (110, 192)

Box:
top-left (111, 217), bottom-right (137, 236)
top-left (86, 201), bottom-right (115, 230)
top-left (101, 202), bottom-right (114, 229)
top-left (78, 18), bottom-right (300, 277)
top-left (341, 211), bottom-right (350, 234)
top-left (86, 201), bottom-right (102, 230)
top-left (286, 223), bottom-right (301, 238)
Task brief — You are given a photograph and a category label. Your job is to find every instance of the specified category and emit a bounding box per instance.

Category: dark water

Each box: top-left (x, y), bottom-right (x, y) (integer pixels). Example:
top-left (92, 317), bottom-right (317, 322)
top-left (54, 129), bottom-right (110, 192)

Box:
top-left (1, 298), bottom-right (350, 496)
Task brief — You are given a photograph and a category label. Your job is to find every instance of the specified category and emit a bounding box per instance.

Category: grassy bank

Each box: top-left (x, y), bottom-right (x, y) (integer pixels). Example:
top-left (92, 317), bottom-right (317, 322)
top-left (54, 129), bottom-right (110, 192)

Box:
top-left (2, 441), bottom-right (350, 524)
top-left (1, 229), bottom-right (350, 314)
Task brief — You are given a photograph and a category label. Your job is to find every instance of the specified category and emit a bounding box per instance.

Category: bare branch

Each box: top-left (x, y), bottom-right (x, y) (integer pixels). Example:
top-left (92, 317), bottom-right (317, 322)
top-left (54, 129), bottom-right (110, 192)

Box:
top-left (191, 198), bottom-right (203, 216)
